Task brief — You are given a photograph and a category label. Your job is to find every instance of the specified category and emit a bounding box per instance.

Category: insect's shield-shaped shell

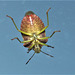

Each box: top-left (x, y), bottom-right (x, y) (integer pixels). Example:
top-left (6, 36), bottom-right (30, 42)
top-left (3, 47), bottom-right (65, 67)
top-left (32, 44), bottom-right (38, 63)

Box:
top-left (20, 12), bottom-right (45, 33)
top-left (20, 11), bottom-right (48, 48)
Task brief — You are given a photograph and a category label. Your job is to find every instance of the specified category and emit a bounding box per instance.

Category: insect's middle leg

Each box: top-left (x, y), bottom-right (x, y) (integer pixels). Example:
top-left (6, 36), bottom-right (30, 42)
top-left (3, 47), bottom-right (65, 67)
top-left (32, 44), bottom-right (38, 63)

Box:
top-left (38, 30), bottom-right (61, 40)
top-left (11, 37), bottom-right (33, 43)
top-left (49, 30), bottom-right (61, 38)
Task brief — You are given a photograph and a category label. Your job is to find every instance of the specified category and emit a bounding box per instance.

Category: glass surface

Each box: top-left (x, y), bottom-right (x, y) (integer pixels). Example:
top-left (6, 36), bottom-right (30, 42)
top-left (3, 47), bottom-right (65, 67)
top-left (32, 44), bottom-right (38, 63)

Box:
top-left (0, 1), bottom-right (75, 74)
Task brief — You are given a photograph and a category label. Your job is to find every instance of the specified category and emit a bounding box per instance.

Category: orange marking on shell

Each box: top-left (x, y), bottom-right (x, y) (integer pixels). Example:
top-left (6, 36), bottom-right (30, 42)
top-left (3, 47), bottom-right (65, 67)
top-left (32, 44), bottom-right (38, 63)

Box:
top-left (20, 14), bottom-right (48, 48)
top-left (20, 14), bottom-right (45, 33)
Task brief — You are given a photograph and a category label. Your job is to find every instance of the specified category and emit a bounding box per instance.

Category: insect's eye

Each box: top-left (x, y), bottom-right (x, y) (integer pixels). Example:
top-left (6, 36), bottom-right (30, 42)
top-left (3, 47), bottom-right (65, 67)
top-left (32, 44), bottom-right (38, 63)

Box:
top-left (25, 11), bottom-right (34, 16)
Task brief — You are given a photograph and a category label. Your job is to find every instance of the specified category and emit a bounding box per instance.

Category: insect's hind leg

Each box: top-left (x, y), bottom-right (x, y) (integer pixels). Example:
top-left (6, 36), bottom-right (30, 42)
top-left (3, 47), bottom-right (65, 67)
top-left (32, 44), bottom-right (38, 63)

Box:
top-left (6, 15), bottom-right (32, 36)
top-left (37, 8), bottom-right (51, 35)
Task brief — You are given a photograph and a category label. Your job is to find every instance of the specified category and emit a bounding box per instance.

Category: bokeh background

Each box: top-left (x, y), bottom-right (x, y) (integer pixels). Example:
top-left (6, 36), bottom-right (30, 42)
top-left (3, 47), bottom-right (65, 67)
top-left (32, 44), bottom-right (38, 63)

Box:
top-left (0, 1), bottom-right (75, 74)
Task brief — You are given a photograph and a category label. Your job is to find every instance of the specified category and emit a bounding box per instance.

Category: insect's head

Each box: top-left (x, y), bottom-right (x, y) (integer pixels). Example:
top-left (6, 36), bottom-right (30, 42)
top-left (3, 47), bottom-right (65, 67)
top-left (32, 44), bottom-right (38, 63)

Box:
top-left (25, 11), bottom-right (34, 16)
top-left (33, 44), bottom-right (41, 53)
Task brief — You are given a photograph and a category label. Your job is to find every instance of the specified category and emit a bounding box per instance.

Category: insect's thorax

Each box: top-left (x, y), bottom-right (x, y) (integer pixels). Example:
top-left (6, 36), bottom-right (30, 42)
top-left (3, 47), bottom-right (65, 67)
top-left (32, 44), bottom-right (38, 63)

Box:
top-left (32, 33), bottom-right (41, 53)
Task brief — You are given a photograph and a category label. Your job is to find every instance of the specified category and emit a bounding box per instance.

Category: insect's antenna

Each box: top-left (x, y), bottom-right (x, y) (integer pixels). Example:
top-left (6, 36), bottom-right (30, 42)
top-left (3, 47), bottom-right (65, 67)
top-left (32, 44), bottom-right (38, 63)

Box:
top-left (41, 50), bottom-right (54, 57)
top-left (26, 52), bottom-right (35, 64)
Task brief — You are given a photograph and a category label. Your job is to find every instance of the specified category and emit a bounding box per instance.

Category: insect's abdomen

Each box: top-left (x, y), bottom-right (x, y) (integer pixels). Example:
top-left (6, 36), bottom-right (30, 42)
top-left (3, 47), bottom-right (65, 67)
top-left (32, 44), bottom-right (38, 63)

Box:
top-left (20, 14), bottom-right (48, 48)
top-left (20, 14), bottom-right (45, 33)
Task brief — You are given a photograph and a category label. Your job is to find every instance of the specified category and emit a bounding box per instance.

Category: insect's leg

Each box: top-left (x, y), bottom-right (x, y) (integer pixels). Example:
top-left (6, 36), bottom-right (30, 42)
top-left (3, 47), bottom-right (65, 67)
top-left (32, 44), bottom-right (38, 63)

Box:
top-left (49, 30), bottom-right (61, 38)
top-left (38, 40), bottom-right (54, 48)
top-left (37, 8), bottom-right (51, 35)
top-left (46, 8), bottom-right (51, 27)
top-left (6, 15), bottom-right (32, 36)
top-left (11, 37), bottom-right (22, 43)
top-left (11, 37), bottom-right (33, 43)
top-left (41, 50), bottom-right (53, 57)
top-left (28, 41), bottom-right (35, 50)
top-left (37, 36), bottom-right (52, 40)
top-left (38, 30), bottom-right (61, 40)
top-left (27, 43), bottom-right (35, 53)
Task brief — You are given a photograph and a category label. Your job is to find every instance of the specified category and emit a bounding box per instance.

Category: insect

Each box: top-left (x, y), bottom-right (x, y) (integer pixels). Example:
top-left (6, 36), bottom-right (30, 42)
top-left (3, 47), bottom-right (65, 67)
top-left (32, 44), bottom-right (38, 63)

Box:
top-left (6, 8), bottom-right (60, 64)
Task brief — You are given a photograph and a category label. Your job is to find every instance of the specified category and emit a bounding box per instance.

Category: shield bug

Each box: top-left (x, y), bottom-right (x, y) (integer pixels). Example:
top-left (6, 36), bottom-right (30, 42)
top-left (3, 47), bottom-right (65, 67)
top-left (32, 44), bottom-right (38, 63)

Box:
top-left (6, 8), bottom-right (60, 64)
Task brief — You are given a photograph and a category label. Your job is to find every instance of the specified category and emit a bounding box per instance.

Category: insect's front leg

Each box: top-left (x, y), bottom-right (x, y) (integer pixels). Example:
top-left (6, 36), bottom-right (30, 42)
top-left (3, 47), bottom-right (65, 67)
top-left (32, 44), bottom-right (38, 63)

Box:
top-left (37, 40), bottom-right (54, 48)
top-left (28, 42), bottom-right (35, 50)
